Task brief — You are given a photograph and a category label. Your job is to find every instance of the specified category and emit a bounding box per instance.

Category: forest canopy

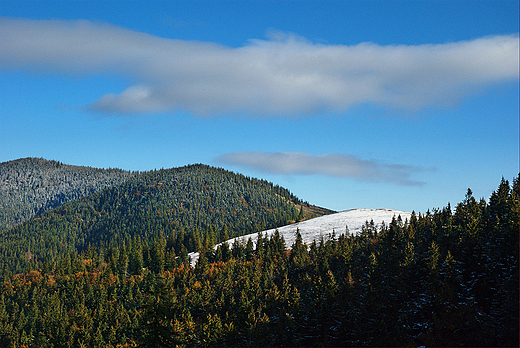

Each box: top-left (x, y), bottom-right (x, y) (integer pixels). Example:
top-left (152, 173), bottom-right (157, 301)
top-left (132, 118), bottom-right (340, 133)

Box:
top-left (0, 162), bottom-right (517, 347)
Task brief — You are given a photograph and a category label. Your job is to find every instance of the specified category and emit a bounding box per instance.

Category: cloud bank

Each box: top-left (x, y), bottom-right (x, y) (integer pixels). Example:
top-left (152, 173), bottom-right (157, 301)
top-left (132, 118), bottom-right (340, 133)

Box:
top-left (216, 152), bottom-right (431, 186)
top-left (1, 18), bottom-right (518, 116)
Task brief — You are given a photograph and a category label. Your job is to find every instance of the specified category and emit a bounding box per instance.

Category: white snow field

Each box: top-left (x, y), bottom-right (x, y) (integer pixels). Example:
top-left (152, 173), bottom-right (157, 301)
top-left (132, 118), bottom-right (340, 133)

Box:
top-left (189, 208), bottom-right (411, 266)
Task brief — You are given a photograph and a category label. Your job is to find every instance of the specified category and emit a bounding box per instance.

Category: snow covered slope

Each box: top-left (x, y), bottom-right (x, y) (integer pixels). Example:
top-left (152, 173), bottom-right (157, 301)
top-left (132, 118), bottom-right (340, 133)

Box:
top-left (224, 208), bottom-right (411, 248)
top-left (189, 209), bottom-right (411, 266)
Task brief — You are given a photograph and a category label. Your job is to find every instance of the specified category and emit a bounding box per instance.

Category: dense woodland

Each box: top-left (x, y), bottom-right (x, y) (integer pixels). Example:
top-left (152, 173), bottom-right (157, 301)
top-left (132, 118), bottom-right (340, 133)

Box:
top-left (0, 159), bottom-right (517, 347)
top-left (0, 158), bottom-right (136, 231)
top-left (0, 162), bottom-right (303, 277)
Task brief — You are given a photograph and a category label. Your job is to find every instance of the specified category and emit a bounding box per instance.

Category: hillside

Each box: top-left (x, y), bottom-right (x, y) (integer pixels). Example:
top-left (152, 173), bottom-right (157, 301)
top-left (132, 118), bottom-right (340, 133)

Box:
top-left (0, 162), bottom-right (305, 274)
top-left (0, 165), bottom-right (517, 347)
top-left (0, 176), bottom-right (516, 347)
top-left (230, 208), bottom-right (411, 247)
top-left (190, 209), bottom-right (412, 265)
top-left (0, 157), bottom-right (136, 231)
top-left (294, 202), bottom-right (337, 220)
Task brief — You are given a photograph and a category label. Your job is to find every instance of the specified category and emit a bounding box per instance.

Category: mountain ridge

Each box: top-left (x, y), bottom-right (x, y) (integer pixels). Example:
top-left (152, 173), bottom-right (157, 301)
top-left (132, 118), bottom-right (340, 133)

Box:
top-left (0, 157), bottom-right (136, 230)
top-left (0, 159), bottom-right (315, 274)
top-left (1, 158), bottom-right (334, 232)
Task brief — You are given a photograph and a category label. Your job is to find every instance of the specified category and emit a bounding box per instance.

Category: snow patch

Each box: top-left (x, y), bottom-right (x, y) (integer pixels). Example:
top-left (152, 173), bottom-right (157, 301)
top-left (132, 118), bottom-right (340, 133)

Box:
top-left (189, 208), bottom-right (411, 267)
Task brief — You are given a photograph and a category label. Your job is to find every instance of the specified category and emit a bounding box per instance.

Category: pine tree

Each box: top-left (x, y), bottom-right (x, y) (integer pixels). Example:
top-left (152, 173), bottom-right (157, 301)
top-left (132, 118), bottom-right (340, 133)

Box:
top-left (290, 228), bottom-right (308, 270)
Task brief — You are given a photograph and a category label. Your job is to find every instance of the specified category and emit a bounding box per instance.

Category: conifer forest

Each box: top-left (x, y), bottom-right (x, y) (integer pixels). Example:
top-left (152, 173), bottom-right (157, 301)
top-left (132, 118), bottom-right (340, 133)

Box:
top-left (0, 158), bottom-right (518, 347)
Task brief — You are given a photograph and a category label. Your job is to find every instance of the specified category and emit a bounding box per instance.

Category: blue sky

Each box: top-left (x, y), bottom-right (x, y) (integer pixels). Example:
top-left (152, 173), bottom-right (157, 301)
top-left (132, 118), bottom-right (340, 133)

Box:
top-left (1, 0), bottom-right (518, 213)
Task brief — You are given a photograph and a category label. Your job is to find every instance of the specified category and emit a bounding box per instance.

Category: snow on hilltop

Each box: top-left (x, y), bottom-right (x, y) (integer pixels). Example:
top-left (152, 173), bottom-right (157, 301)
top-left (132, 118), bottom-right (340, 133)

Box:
top-left (222, 208), bottom-right (411, 249)
top-left (189, 208), bottom-right (411, 266)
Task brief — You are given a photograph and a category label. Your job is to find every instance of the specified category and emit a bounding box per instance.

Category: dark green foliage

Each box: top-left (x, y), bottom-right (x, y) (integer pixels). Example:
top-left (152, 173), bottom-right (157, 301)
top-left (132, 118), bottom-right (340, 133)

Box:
top-left (0, 163), bottom-right (299, 275)
top-left (0, 172), bottom-right (517, 347)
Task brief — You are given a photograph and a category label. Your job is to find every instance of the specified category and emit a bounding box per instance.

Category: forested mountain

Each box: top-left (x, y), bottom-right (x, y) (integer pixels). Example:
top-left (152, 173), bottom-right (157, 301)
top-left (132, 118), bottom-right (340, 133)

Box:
top-left (0, 159), bottom-right (517, 347)
top-left (0, 158), bottom-right (136, 231)
top-left (0, 163), bottom-right (304, 275)
top-left (0, 175), bottom-right (517, 347)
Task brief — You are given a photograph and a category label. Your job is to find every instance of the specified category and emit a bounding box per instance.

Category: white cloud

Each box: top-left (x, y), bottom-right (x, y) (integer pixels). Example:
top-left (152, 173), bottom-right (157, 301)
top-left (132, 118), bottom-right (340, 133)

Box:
top-left (216, 151), bottom-right (431, 186)
top-left (1, 18), bottom-right (518, 116)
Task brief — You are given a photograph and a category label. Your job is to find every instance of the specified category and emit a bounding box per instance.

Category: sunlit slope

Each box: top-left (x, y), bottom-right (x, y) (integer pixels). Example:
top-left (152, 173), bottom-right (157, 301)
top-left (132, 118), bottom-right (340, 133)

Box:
top-left (188, 209), bottom-right (412, 265)
top-left (221, 208), bottom-right (412, 248)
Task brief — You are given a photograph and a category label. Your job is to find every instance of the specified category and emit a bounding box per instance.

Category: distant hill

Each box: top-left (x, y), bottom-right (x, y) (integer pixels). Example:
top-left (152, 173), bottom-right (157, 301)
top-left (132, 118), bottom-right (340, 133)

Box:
top-left (0, 157), bottom-right (136, 230)
top-left (226, 208), bottom-right (411, 247)
top-left (189, 209), bottom-right (411, 265)
top-left (0, 161), bottom-right (318, 274)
